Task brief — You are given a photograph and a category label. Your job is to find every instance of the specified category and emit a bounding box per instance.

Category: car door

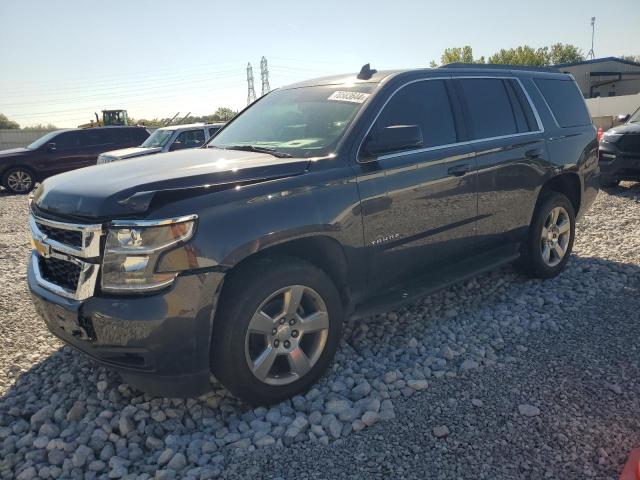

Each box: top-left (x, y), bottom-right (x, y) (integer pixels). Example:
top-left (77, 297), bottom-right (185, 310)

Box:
top-left (76, 129), bottom-right (115, 167)
top-left (355, 78), bottom-right (478, 294)
top-left (39, 130), bottom-right (84, 176)
top-left (453, 77), bottom-right (548, 254)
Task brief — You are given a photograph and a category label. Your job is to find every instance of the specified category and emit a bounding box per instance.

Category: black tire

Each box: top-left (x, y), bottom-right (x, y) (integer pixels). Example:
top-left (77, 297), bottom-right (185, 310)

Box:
top-left (2, 167), bottom-right (35, 194)
top-left (211, 255), bottom-right (343, 405)
top-left (519, 192), bottom-right (576, 279)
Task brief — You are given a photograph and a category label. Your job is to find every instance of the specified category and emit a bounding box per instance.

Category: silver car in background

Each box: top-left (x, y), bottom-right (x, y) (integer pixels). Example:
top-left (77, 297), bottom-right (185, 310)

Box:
top-left (97, 123), bottom-right (224, 164)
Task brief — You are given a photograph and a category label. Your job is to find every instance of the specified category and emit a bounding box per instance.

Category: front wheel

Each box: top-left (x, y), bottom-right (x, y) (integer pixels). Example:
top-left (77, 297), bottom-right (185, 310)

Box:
top-left (211, 256), bottom-right (343, 405)
top-left (519, 192), bottom-right (576, 279)
top-left (3, 167), bottom-right (35, 194)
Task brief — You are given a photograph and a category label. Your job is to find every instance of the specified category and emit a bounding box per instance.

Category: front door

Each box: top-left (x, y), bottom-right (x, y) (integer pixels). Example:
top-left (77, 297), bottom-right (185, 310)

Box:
top-left (355, 78), bottom-right (478, 294)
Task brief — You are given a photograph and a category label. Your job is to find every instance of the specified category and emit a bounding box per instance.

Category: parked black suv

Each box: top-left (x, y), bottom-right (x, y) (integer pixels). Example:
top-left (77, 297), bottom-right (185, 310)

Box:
top-left (599, 106), bottom-right (640, 186)
top-left (27, 65), bottom-right (599, 404)
top-left (0, 126), bottom-right (149, 194)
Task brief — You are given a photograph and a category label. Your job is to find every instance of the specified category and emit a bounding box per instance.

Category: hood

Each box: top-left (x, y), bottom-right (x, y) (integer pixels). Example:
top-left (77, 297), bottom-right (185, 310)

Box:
top-left (101, 146), bottom-right (162, 160)
top-left (609, 122), bottom-right (640, 135)
top-left (33, 148), bottom-right (310, 219)
top-left (0, 147), bottom-right (29, 158)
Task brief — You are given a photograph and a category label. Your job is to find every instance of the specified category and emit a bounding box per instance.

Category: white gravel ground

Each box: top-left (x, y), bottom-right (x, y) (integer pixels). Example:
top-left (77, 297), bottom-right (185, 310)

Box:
top-left (1, 182), bottom-right (639, 479)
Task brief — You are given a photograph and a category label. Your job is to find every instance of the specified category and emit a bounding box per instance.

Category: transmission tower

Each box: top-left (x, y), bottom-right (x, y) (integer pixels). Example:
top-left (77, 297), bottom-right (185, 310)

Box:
top-left (246, 63), bottom-right (257, 105)
top-left (587, 17), bottom-right (596, 60)
top-left (260, 56), bottom-right (271, 96)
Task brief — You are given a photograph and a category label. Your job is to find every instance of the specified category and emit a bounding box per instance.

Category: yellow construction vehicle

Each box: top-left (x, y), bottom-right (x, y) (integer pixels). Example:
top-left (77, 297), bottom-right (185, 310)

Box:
top-left (78, 109), bottom-right (129, 128)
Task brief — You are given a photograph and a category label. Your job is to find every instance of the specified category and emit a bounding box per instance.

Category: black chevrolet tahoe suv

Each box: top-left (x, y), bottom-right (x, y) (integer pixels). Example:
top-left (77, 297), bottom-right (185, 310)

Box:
top-left (0, 126), bottom-right (149, 194)
top-left (28, 65), bottom-right (599, 405)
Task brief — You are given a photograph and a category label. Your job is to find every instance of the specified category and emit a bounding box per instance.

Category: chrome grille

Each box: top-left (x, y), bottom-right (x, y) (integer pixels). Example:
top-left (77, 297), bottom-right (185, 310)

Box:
top-left (29, 212), bottom-right (103, 300)
top-left (37, 223), bottom-right (82, 248)
top-left (39, 256), bottom-right (81, 291)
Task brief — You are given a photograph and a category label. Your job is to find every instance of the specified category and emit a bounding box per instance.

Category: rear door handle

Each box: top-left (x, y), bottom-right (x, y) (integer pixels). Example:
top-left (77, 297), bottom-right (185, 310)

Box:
top-left (447, 164), bottom-right (471, 177)
top-left (525, 148), bottom-right (544, 158)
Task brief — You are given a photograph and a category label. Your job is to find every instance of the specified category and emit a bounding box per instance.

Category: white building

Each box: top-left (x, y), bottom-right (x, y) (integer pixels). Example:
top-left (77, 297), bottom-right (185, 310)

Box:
top-left (555, 57), bottom-right (640, 98)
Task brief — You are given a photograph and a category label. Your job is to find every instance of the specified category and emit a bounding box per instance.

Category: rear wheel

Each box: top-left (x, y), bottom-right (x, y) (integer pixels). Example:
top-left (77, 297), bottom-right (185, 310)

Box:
top-left (211, 256), bottom-right (343, 405)
top-left (3, 167), bottom-right (35, 194)
top-left (520, 192), bottom-right (575, 278)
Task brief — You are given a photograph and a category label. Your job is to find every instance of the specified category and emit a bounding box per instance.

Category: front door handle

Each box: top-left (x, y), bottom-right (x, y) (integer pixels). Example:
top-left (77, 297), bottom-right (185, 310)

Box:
top-left (525, 148), bottom-right (543, 158)
top-left (447, 164), bottom-right (471, 177)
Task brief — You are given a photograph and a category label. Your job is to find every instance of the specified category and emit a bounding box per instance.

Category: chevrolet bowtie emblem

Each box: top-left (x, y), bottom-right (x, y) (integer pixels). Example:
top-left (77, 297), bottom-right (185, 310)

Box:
top-left (32, 237), bottom-right (51, 257)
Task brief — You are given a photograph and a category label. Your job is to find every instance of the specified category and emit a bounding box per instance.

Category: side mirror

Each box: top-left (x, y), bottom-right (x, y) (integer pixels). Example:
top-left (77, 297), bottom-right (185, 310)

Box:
top-left (169, 141), bottom-right (185, 151)
top-left (617, 113), bottom-right (630, 123)
top-left (361, 125), bottom-right (424, 160)
top-left (47, 142), bottom-right (56, 152)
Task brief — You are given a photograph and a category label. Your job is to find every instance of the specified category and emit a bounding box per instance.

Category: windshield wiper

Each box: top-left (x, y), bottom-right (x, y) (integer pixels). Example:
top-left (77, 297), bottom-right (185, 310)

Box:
top-left (222, 145), bottom-right (293, 158)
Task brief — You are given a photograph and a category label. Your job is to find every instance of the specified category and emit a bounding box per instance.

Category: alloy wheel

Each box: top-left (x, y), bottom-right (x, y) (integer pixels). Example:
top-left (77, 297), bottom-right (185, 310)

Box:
top-left (6, 170), bottom-right (33, 193)
top-left (244, 285), bottom-right (329, 386)
top-left (540, 206), bottom-right (571, 267)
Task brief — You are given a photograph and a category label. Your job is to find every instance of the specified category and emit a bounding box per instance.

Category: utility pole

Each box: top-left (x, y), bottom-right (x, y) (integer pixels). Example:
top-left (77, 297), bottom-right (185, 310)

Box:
top-left (260, 56), bottom-right (271, 96)
top-left (246, 63), bottom-right (257, 105)
top-left (587, 17), bottom-right (596, 60)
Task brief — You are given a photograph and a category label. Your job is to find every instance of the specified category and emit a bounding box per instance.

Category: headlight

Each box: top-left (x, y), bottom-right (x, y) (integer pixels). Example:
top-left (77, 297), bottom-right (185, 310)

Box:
top-left (101, 215), bottom-right (197, 292)
top-left (602, 133), bottom-right (622, 143)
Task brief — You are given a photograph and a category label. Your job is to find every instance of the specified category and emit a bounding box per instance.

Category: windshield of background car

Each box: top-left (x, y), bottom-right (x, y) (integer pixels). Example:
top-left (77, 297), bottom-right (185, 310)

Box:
top-left (629, 107), bottom-right (640, 123)
top-left (208, 84), bottom-right (376, 158)
top-left (27, 131), bottom-right (61, 150)
top-left (141, 129), bottom-right (174, 148)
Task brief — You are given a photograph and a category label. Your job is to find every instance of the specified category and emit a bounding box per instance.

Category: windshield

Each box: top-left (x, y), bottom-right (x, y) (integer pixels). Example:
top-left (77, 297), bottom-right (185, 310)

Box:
top-left (208, 84), bottom-right (376, 158)
top-left (141, 129), bottom-right (174, 148)
top-left (27, 131), bottom-right (61, 150)
top-left (629, 107), bottom-right (640, 124)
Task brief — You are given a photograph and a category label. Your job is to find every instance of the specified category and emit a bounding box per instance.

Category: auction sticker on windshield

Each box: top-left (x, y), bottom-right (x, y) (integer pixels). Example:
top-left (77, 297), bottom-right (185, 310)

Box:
top-left (328, 91), bottom-right (371, 103)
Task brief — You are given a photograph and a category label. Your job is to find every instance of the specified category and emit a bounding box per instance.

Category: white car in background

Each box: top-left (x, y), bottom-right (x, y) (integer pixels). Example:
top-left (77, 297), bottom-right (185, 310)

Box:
top-left (97, 123), bottom-right (225, 164)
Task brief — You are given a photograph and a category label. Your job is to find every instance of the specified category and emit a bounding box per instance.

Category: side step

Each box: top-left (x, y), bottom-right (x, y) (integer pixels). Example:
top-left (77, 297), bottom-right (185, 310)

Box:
top-left (352, 248), bottom-right (520, 319)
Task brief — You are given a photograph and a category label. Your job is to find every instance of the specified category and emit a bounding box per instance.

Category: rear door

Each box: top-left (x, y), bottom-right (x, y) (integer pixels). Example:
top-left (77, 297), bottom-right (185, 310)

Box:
top-left (355, 78), bottom-right (478, 293)
top-left (453, 76), bottom-right (547, 254)
top-left (76, 129), bottom-right (115, 167)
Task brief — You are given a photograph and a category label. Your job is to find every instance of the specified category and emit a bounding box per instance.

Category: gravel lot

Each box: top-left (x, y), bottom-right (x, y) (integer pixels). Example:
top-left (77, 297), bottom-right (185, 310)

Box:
top-left (1, 183), bottom-right (639, 480)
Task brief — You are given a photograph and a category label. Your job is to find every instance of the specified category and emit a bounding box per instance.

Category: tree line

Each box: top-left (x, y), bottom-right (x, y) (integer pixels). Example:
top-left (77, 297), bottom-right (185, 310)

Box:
top-left (430, 43), bottom-right (585, 67)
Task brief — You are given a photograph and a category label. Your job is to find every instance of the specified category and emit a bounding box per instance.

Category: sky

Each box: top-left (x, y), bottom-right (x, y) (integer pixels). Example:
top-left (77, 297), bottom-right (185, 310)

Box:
top-left (1, 0), bottom-right (639, 128)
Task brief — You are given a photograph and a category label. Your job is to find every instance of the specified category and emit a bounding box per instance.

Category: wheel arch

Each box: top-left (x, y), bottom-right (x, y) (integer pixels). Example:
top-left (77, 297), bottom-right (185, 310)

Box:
top-left (219, 234), bottom-right (352, 309)
top-left (536, 172), bottom-right (582, 216)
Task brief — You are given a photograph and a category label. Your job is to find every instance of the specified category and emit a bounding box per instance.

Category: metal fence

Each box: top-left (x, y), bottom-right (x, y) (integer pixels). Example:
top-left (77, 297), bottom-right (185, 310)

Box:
top-left (0, 129), bottom-right (56, 150)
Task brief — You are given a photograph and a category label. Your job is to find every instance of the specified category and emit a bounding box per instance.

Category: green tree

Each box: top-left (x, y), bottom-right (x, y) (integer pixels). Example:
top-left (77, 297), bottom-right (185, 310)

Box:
top-left (621, 55), bottom-right (640, 63)
top-left (0, 113), bottom-right (20, 129)
top-left (22, 123), bottom-right (57, 130)
top-left (547, 43), bottom-right (584, 64)
top-left (488, 45), bottom-right (549, 66)
top-left (212, 107), bottom-right (236, 122)
top-left (432, 46), bottom-right (485, 67)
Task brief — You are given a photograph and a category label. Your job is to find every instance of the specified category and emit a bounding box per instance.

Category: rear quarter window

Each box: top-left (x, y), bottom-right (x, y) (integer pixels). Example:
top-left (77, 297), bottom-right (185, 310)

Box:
top-left (534, 79), bottom-right (591, 128)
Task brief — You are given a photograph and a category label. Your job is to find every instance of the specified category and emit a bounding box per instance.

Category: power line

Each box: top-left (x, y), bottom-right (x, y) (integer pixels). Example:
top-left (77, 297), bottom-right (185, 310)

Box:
top-left (0, 72), bottom-right (245, 107)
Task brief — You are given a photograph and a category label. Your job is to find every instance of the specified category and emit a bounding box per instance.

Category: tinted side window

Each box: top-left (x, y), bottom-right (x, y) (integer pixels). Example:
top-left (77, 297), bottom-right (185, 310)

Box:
top-left (80, 129), bottom-right (112, 147)
top-left (372, 80), bottom-right (457, 149)
top-left (457, 78), bottom-right (518, 139)
top-left (175, 129), bottom-right (205, 147)
top-left (108, 129), bottom-right (132, 145)
top-left (534, 78), bottom-right (591, 128)
top-left (208, 127), bottom-right (221, 137)
top-left (53, 131), bottom-right (81, 150)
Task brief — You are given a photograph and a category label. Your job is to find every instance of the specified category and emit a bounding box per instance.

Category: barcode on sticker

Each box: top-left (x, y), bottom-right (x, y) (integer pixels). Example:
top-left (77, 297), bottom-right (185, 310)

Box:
top-left (328, 91), bottom-right (370, 104)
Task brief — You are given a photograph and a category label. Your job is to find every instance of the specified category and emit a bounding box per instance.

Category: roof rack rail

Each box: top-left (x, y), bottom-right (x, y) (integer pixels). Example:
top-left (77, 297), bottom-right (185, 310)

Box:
top-left (441, 63), bottom-right (561, 74)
